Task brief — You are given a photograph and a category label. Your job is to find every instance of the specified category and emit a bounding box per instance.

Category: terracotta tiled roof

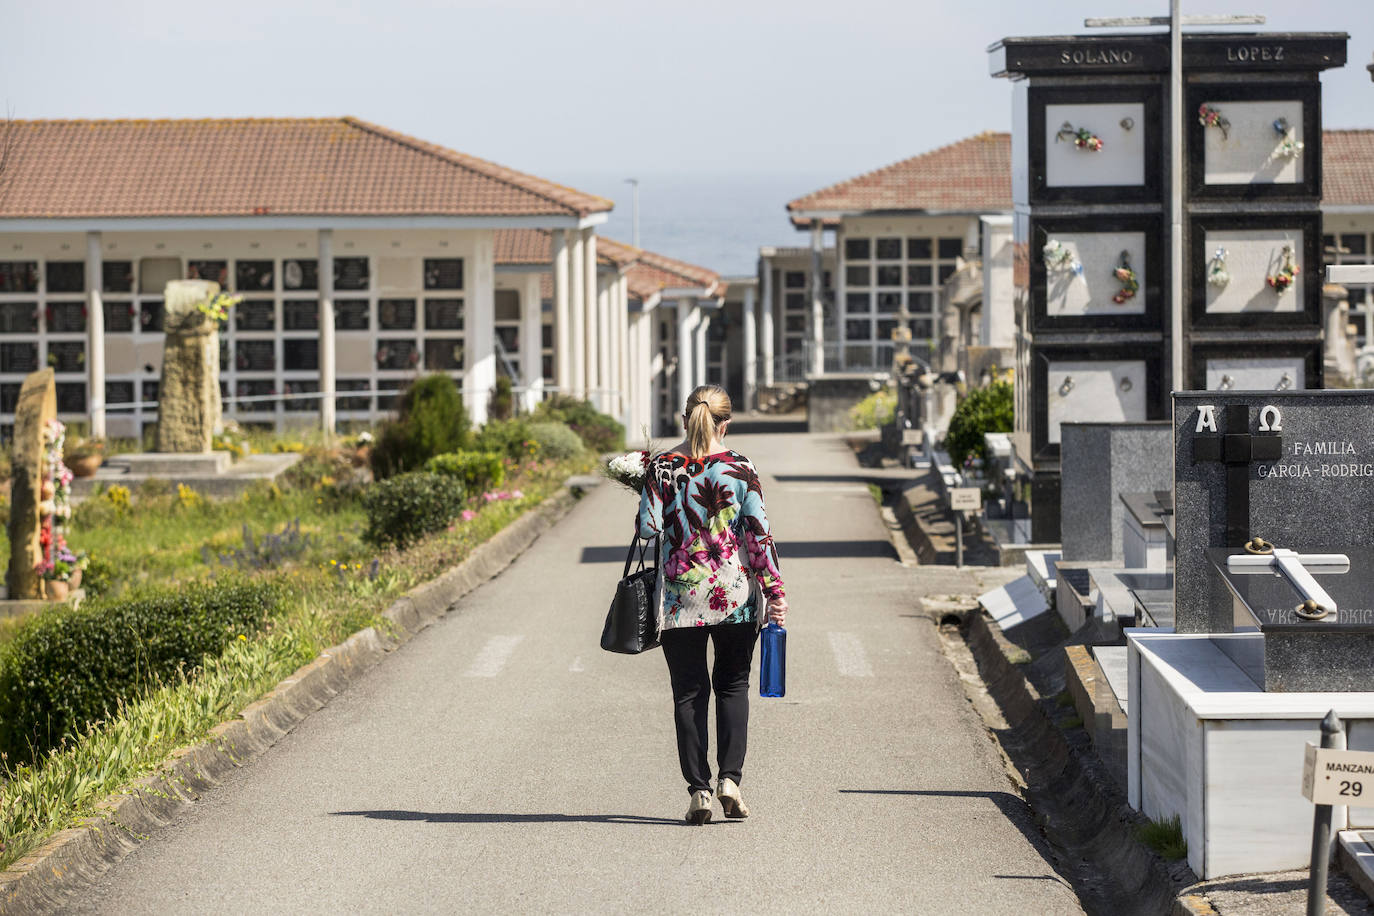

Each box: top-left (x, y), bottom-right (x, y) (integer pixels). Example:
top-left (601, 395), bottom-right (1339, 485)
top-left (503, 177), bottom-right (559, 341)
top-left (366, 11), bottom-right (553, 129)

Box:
top-left (1324, 130), bottom-right (1374, 207)
top-left (788, 129), bottom-right (1374, 227)
top-left (0, 117), bottom-right (612, 219)
top-left (787, 132), bottom-right (1012, 226)
top-left (495, 230), bottom-right (720, 300)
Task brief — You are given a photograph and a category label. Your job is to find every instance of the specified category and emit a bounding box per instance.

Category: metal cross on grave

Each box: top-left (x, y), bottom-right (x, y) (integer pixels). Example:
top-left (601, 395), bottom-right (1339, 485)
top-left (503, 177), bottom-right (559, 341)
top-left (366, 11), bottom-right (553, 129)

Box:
top-left (1193, 403), bottom-right (1282, 546)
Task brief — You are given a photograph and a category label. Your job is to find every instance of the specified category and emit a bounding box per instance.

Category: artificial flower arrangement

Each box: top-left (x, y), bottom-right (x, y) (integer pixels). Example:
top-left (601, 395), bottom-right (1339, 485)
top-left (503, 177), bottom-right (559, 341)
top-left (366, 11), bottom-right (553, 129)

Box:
top-left (196, 292), bottom-right (243, 323)
top-left (35, 418), bottom-right (86, 594)
top-left (1056, 121), bottom-right (1103, 152)
top-left (1042, 239), bottom-right (1083, 278)
top-left (1198, 104), bottom-right (1230, 140)
top-left (1267, 245), bottom-right (1300, 294)
top-left (1207, 248), bottom-right (1231, 288)
top-left (1112, 252), bottom-right (1140, 305)
top-left (1272, 118), bottom-right (1303, 161)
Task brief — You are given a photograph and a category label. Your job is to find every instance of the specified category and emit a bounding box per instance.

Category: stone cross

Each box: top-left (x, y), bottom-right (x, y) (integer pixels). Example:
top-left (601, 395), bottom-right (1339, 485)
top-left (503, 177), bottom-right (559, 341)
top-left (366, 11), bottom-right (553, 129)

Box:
top-left (1226, 548), bottom-right (1349, 618)
top-left (5, 369), bottom-right (56, 599)
top-left (1192, 403), bottom-right (1282, 546)
top-left (156, 280), bottom-right (223, 453)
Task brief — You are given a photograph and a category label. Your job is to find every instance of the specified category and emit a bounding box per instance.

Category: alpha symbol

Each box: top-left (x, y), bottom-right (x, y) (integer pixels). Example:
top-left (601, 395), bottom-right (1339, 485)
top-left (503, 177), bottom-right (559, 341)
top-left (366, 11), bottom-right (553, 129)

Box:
top-left (1196, 405), bottom-right (1218, 433)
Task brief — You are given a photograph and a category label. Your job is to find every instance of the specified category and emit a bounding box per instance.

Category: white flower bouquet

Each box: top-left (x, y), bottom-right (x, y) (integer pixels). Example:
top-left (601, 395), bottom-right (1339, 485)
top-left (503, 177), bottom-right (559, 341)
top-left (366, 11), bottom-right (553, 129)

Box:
top-left (604, 450), bottom-right (650, 494)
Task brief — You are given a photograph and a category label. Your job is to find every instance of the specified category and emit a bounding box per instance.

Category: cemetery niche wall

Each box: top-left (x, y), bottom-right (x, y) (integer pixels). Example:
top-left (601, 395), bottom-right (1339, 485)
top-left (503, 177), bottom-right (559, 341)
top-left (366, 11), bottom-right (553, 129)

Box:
top-left (990, 30), bottom-right (1347, 544)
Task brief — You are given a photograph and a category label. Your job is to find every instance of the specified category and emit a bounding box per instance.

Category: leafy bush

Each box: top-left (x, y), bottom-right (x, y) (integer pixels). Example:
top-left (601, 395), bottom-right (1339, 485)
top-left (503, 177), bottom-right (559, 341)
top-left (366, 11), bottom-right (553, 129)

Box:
top-left (473, 418), bottom-right (539, 462)
top-left (489, 375), bottom-right (514, 421)
top-left (944, 380), bottom-right (1013, 468)
top-left (0, 580), bottom-right (284, 763)
top-left (532, 395), bottom-right (625, 452)
top-left (426, 450), bottom-right (506, 493)
top-left (848, 386), bottom-right (897, 430)
top-left (360, 471), bottom-right (466, 548)
top-left (370, 374), bottom-right (472, 479)
top-left (527, 421), bottom-right (585, 461)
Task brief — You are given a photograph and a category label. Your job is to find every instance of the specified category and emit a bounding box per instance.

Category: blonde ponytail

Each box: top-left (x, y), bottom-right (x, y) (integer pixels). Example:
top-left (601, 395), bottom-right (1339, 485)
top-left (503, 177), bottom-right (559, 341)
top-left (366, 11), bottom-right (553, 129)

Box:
top-left (684, 385), bottom-right (732, 458)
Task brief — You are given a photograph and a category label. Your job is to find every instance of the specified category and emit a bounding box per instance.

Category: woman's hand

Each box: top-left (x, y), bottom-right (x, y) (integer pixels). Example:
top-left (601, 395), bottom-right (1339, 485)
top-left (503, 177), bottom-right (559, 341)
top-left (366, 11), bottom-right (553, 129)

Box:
top-left (767, 596), bottom-right (788, 625)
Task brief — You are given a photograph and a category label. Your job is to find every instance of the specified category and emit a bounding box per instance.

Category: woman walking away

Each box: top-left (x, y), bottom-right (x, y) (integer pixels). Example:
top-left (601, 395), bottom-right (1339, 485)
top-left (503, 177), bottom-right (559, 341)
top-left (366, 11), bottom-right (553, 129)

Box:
top-left (636, 384), bottom-right (788, 825)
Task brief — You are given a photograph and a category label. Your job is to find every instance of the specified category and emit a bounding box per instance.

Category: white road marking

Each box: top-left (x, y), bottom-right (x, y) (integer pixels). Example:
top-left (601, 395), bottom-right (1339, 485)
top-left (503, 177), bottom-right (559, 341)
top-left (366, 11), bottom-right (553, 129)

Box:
top-left (570, 655), bottom-right (585, 672)
top-left (464, 635), bottom-right (524, 677)
top-left (828, 631), bottom-right (874, 677)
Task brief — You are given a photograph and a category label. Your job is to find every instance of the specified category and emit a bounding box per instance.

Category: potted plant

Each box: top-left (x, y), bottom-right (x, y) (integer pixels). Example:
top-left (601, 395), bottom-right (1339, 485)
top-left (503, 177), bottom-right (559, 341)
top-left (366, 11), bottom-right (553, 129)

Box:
top-left (39, 536), bottom-right (86, 600)
top-left (65, 436), bottom-right (106, 478)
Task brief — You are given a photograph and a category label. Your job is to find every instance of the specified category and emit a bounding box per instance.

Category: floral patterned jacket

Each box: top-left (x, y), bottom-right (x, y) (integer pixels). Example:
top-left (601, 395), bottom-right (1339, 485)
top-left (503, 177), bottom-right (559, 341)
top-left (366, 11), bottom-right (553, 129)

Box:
top-left (635, 449), bottom-right (785, 630)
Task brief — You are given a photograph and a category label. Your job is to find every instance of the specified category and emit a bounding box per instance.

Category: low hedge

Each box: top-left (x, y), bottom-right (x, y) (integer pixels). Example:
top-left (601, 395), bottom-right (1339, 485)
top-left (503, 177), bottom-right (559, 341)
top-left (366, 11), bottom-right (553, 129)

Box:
top-left (0, 580), bottom-right (285, 764)
top-left (426, 450), bottom-right (506, 493)
top-left (527, 421), bottom-right (584, 460)
top-left (532, 396), bottom-right (625, 452)
top-left (361, 471), bottom-right (466, 548)
top-left (473, 418), bottom-right (539, 462)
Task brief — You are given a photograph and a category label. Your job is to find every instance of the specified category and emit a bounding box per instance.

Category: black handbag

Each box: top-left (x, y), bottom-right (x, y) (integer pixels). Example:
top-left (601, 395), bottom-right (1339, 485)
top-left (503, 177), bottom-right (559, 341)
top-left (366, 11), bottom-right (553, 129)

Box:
top-left (600, 535), bottom-right (660, 654)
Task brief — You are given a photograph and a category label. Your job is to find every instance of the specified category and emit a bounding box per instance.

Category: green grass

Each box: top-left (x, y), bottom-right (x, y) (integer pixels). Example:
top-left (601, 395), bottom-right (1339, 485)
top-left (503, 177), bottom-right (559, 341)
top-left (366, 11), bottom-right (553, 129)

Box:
top-left (1137, 814), bottom-right (1188, 860)
top-left (0, 446), bottom-right (591, 869)
top-left (866, 483), bottom-right (883, 505)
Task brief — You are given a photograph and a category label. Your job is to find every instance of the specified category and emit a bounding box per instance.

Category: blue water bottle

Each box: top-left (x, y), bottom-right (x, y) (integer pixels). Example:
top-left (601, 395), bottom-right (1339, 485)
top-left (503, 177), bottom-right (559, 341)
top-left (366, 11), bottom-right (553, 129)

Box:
top-left (759, 623), bottom-right (786, 698)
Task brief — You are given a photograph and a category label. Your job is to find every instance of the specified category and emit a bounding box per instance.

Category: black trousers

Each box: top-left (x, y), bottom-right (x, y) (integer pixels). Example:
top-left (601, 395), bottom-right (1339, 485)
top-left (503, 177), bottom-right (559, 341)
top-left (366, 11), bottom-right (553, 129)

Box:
top-left (660, 621), bottom-right (758, 795)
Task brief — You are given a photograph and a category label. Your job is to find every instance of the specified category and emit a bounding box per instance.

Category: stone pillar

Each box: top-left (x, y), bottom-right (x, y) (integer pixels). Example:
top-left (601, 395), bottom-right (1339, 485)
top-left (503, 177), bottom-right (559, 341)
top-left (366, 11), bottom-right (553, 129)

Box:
top-left (157, 280), bottom-right (223, 453)
top-left (85, 231), bottom-right (106, 439)
top-left (834, 226), bottom-right (847, 361)
top-left (760, 258), bottom-right (775, 387)
top-left (626, 303), bottom-right (639, 436)
top-left (695, 310), bottom-right (709, 389)
top-left (5, 369), bottom-right (56, 599)
top-left (676, 298), bottom-right (694, 409)
top-left (742, 284), bottom-right (757, 411)
top-left (318, 229), bottom-right (336, 438)
top-left (569, 230), bottom-right (586, 399)
top-left (552, 230), bottom-right (571, 394)
top-left (584, 229), bottom-right (601, 408)
top-left (617, 277), bottom-right (631, 425)
top-left (810, 222), bottom-right (825, 376)
top-left (640, 308), bottom-right (655, 434)
top-left (467, 233), bottom-right (496, 425)
top-left (521, 272), bottom-right (543, 413)
top-left (598, 270), bottom-right (613, 414)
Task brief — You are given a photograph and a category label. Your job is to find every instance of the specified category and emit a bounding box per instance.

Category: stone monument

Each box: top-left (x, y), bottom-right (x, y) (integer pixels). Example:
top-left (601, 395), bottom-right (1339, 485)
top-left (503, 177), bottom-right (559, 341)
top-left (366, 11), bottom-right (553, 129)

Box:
top-left (156, 280), bottom-right (223, 453)
top-left (1125, 388), bottom-right (1374, 878)
top-left (5, 369), bottom-right (56, 600)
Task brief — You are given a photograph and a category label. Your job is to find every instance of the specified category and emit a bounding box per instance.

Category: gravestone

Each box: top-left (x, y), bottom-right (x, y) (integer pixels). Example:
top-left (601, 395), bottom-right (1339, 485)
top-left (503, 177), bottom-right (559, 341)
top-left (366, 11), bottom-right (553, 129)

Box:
top-left (1174, 389), bottom-right (1374, 690)
top-left (156, 280), bottom-right (222, 453)
top-left (5, 369), bottom-right (56, 599)
top-left (1059, 421), bottom-right (1173, 563)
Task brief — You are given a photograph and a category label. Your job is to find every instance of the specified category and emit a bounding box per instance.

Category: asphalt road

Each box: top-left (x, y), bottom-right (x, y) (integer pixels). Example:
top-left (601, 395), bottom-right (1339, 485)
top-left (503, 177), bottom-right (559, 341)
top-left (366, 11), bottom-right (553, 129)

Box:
top-left (71, 431), bottom-right (1083, 915)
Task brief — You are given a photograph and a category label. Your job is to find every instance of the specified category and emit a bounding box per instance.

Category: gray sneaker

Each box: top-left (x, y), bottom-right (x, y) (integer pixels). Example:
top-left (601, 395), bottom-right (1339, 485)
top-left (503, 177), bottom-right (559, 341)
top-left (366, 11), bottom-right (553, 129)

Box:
top-left (685, 790), bottom-right (713, 825)
top-left (716, 778), bottom-right (749, 819)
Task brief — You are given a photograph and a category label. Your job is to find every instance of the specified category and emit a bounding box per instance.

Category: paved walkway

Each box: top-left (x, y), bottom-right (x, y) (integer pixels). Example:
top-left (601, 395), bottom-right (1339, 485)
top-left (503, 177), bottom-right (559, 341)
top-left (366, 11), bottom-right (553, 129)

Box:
top-left (72, 431), bottom-right (1082, 915)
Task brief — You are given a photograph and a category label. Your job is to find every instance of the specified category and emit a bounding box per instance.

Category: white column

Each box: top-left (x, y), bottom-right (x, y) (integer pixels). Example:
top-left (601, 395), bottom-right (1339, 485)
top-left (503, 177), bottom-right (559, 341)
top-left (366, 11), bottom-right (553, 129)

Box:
top-left (318, 229), bottom-right (336, 438)
top-left (742, 284), bottom-right (757, 412)
top-left (583, 228), bottom-right (599, 406)
top-left (835, 226), bottom-right (847, 360)
top-left (626, 302), bottom-right (639, 438)
top-left (676, 298), bottom-right (694, 409)
top-left (84, 231), bottom-right (106, 439)
top-left (467, 233), bottom-right (496, 425)
top-left (596, 251), bottom-right (612, 411)
top-left (810, 222), bottom-right (825, 376)
top-left (520, 272), bottom-right (543, 413)
top-left (552, 230), bottom-right (571, 395)
top-left (641, 308), bottom-right (655, 435)
top-left (617, 277), bottom-right (631, 425)
top-left (695, 309), bottom-right (709, 389)
top-left (760, 258), bottom-right (774, 387)
top-left (568, 230), bottom-right (586, 399)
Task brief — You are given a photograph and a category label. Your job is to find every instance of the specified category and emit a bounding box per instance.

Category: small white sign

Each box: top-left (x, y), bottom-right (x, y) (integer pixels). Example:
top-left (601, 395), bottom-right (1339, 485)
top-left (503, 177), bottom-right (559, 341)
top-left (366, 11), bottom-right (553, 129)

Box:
top-left (1302, 744), bottom-right (1374, 805)
top-left (901, 428), bottom-right (924, 446)
top-left (949, 488), bottom-right (982, 512)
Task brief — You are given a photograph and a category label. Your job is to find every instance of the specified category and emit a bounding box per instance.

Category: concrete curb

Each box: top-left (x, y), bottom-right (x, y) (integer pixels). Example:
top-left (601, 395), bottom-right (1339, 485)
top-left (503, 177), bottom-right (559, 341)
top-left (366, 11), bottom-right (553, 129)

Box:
top-left (0, 487), bottom-right (579, 916)
top-left (959, 610), bottom-right (1195, 915)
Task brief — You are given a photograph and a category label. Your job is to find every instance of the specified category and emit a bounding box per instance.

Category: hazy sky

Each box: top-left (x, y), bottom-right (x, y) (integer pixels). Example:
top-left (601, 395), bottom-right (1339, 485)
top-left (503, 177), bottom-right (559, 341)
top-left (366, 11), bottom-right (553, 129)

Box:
top-left (4, 0), bottom-right (1371, 270)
